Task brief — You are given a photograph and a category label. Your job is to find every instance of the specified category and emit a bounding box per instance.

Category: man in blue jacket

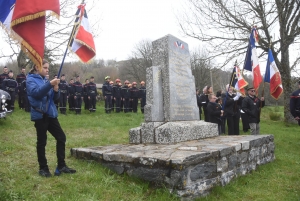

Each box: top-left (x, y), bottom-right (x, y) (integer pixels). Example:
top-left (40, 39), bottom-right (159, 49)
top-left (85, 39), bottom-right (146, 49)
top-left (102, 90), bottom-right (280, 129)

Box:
top-left (26, 59), bottom-right (76, 177)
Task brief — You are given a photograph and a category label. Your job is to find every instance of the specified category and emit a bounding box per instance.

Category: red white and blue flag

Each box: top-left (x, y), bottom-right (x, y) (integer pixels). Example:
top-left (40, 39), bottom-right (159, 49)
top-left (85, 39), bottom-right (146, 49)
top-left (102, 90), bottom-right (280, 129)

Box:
top-left (175, 41), bottom-right (184, 49)
top-left (230, 65), bottom-right (248, 96)
top-left (69, 4), bottom-right (96, 63)
top-left (243, 27), bottom-right (262, 93)
top-left (0, 0), bottom-right (60, 71)
top-left (264, 49), bottom-right (283, 100)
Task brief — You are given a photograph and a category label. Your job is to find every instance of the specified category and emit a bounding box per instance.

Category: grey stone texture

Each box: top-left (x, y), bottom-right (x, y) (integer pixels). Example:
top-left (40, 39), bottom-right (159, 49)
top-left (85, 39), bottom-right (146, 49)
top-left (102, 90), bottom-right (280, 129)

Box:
top-left (151, 34), bottom-right (199, 121)
top-left (71, 135), bottom-right (275, 199)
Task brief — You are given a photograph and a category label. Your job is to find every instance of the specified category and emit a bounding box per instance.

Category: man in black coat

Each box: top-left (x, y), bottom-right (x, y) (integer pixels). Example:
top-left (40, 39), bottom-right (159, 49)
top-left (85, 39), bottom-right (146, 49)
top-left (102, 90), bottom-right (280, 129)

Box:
top-left (16, 67), bottom-right (26, 109)
top-left (242, 87), bottom-right (265, 135)
top-left (290, 80), bottom-right (300, 125)
top-left (207, 94), bottom-right (224, 134)
top-left (87, 76), bottom-right (97, 112)
top-left (58, 74), bottom-right (68, 114)
top-left (72, 75), bottom-right (83, 114)
top-left (0, 66), bottom-right (9, 88)
top-left (102, 76), bottom-right (113, 113)
top-left (2, 70), bottom-right (18, 111)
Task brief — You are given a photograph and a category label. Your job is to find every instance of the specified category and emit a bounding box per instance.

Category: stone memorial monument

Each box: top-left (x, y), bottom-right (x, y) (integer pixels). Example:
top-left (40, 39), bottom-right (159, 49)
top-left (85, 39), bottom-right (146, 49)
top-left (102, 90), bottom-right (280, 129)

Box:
top-left (71, 35), bottom-right (275, 199)
top-left (129, 34), bottom-right (218, 144)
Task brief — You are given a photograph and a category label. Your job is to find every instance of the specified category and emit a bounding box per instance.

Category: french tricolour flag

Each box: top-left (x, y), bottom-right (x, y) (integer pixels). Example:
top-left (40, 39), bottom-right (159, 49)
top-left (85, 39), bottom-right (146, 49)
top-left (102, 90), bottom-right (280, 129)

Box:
top-left (230, 65), bottom-right (248, 96)
top-left (243, 28), bottom-right (262, 92)
top-left (0, 0), bottom-right (15, 33)
top-left (69, 4), bottom-right (96, 63)
top-left (264, 49), bottom-right (283, 100)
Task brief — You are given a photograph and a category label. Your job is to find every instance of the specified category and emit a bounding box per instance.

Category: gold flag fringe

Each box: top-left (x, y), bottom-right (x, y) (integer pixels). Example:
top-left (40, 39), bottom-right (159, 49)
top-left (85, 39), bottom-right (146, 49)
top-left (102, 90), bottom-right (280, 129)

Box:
top-left (75, 39), bottom-right (96, 53)
top-left (20, 40), bottom-right (43, 71)
top-left (50, 11), bottom-right (60, 20)
top-left (11, 11), bottom-right (46, 27)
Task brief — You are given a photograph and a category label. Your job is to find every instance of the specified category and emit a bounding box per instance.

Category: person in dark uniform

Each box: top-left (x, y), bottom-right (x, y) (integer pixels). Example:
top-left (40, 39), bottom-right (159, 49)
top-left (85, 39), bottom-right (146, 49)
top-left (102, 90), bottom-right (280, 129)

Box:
top-left (83, 79), bottom-right (89, 110)
top-left (222, 85), bottom-right (241, 135)
top-left (109, 81), bottom-right (115, 112)
top-left (16, 67), bottom-right (26, 109)
top-left (130, 82), bottom-right (139, 113)
top-left (2, 70), bottom-right (18, 111)
top-left (113, 79), bottom-right (122, 113)
top-left (0, 66), bottom-right (9, 89)
top-left (139, 81), bottom-right (146, 114)
top-left (242, 87), bottom-right (265, 135)
top-left (200, 86), bottom-right (212, 122)
top-left (58, 74), bottom-right (68, 114)
top-left (68, 79), bottom-right (74, 111)
top-left (290, 80), bottom-right (300, 125)
top-left (128, 83), bottom-right (133, 112)
top-left (21, 79), bottom-right (30, 112)
top-left (122, 80), bottom-right (131, 113)
top-left (207, 94), bottom-right (224, 134)
top-left (87, 76), bottom-right (97, 112)
top-left (196, 89), bottom-right (202, 120)
top-left (72, 75), bottom-right (83, 114)
top-left (102, 76), bottom-right (113, 113)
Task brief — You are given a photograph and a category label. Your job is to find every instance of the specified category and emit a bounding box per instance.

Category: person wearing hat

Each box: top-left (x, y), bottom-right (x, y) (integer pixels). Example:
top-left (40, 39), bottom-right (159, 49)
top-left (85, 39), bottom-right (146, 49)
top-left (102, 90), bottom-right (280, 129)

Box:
top-left (207, 93), bottom-right (224, 134)
top-left (72, 75), bottom-right (83, 114)
top-left (87, 76), bottom-right (97, 112)
top-left (2, 70), bottom-right (18, 111)
top-left (241, 87), bottom-right (265, 135)
top-left (102, 76), bottom-right (113, 113)
top-left (16, 67), bottom-right (27, 109)
top-left (121, 80), bottom-right (131, 113)
top-left (130, 81), bottom-right (139, 113)
top-left (83, 78), bottom-right (90, 110)
top-left (290, 81), bottom-right (300, 125)
top-left (112, 79), bottom-right (122, 113)
top-left (58, 74), bottom-right (68, 114)
top-left (67, 78), bottom-right (75, 111)
top-left (26, 59), bottom-right (76, 177)
top-left (139, 81), bottom-right (146, 114)
top-left (0, 66), bottom-right (9, 89)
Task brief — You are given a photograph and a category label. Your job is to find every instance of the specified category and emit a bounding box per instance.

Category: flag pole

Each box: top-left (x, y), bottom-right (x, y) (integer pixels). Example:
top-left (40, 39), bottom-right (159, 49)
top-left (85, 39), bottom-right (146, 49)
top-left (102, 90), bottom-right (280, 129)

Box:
top-left (222, 60), bottom-right (237, 111)
top-left (57, 0), bottom-right (85, 77)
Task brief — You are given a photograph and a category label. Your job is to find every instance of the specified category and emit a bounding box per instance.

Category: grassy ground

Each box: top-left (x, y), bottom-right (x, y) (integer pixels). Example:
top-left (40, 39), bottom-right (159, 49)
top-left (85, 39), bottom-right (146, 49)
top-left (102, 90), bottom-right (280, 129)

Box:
top-left (0, 104), bottom-right (299, 201)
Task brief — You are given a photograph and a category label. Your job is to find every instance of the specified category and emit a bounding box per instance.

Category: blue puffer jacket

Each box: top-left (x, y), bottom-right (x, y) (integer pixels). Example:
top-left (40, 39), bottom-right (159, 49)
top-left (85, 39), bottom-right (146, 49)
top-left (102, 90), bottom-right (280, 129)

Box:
top-left (26, 73), bottom-right (60, 121)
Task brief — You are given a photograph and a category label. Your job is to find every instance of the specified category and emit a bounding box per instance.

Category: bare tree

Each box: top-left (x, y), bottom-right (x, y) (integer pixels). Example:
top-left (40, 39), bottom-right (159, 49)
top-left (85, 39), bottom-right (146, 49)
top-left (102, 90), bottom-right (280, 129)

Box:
top-left (119, 39), bottom-right (152, 83)
top-left (178, 0), bottom-right (300, 122)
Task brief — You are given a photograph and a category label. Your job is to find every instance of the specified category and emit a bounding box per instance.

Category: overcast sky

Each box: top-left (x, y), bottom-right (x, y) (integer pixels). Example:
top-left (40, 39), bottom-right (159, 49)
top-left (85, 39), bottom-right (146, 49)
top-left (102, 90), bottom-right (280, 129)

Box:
top-left (0, 0), bottom-right (202, 65)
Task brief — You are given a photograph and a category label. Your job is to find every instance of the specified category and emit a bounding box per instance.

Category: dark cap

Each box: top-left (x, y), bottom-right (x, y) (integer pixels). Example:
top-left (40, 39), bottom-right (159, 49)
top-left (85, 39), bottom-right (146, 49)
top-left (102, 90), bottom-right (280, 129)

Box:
top-left (247, 86), bottom-right (255, 91)
top-left (61, 74), bottom-right (65, 76)
top-left (90, 76), bottom-right (94, 79)
top-left (4, 66), bottom-right (7, 69)
top-left (76, 75), bottom-right (80, 78)
top-left (9, 70), bottom-right (13, 73)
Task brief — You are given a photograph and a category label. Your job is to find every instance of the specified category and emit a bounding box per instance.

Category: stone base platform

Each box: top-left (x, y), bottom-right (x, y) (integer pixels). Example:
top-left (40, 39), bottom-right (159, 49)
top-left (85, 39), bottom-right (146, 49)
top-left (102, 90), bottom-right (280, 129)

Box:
top-left (71, 135), bottom-right (275, 199)
top-left (129, 121), bottom-right (219, 144)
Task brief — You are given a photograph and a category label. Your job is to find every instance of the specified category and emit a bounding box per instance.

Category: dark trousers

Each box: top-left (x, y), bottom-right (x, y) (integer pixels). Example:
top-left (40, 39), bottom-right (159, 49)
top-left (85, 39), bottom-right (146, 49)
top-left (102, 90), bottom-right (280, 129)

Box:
top-left (59, 93), bottom-right (67, 113)
top-left (120, 99), bottom-right (124, 112)
top-left (227, 114), bottom-right (240, 135)
top-left (7, 91), bottom-right (15, 111)
top-left (115, 97), bottom-right (121, 113)
top-left (241, 112), bottom-right (250, 131)
top-left (123, 98), bottom-right (130, 113)
top-left (74, 96), bottom-right (82, 113)
top-left (89, 95), bottom-right (96, 112)
top-left (68, 95), bottom-right (74, 110)
top-left (18, 87), bottom-right (23, 108)
top-left (203, 108), bottom-right (209, 122)
top-left (84, 95), bottom-right (89, 110)
top-left (22, 93), bottom-right (30, 112)
top-left (132, 97), bottom-right (138, 113)
top-left (105, 95), bottom-right (112, 113)
top-left (111, 98), bottom-right (115, 112)
top-left (34, 117), bottom-right (66, 170)
top-left (141, 97), bottom-right (146, 113)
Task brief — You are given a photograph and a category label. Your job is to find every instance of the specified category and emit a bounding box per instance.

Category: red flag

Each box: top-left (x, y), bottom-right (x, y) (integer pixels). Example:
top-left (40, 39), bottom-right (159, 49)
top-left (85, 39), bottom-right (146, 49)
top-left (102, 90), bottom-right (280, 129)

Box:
top-left (69, 4), bottom-right (96, 63)
top-left (11, 0), bottom-right (60, 71)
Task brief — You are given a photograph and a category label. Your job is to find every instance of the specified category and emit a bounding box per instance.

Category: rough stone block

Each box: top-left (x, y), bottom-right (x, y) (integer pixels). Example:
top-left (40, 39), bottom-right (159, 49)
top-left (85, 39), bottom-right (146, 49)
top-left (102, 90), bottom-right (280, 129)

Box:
top-left (129, 127), bottom-right (141, 144)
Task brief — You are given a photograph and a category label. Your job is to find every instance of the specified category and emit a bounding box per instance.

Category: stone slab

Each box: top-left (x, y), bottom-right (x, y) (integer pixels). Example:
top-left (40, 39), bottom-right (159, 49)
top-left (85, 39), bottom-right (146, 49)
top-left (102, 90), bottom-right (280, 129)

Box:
top-left (72, 135), bottom-right (275, 199)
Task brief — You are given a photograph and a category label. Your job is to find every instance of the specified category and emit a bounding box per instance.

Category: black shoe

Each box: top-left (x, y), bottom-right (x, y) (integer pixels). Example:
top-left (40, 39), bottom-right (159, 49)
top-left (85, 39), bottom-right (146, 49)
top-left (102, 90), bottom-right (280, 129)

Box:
top-left (39, 168), bottom-right (52, 177)
top-left (54, 166), bottom-right (76, 176)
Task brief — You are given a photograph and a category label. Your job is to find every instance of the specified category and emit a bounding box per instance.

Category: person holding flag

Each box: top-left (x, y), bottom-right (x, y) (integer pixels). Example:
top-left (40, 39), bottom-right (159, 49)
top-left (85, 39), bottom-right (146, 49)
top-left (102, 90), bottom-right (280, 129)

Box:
top-left (242, 87), bottom-right (265, 135)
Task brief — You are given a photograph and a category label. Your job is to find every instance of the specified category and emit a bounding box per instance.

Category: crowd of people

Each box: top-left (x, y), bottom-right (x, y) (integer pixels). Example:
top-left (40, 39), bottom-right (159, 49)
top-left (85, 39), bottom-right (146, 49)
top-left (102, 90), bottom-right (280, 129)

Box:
top-left (0, 66), bottom-right (147, 115)
top-left (196, 85), bottom-right (265, 135)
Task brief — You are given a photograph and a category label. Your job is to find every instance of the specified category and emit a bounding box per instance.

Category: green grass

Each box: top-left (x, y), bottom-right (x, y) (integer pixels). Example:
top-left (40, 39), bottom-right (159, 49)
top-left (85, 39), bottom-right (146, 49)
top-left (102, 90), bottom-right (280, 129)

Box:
top-left (0, 104), bottom-right (299, 201)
